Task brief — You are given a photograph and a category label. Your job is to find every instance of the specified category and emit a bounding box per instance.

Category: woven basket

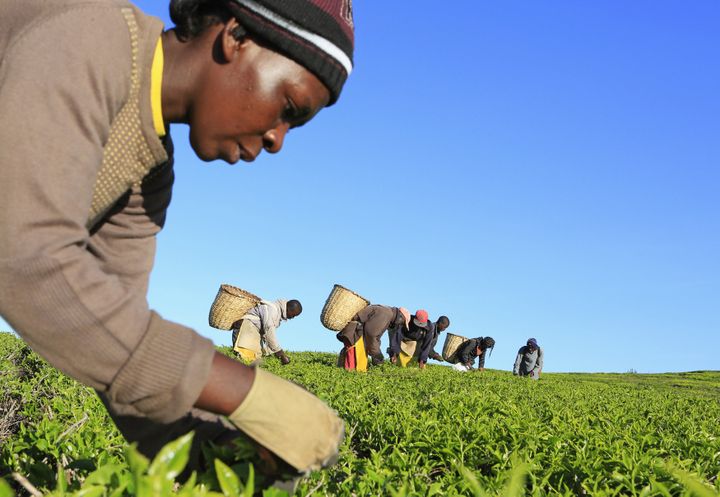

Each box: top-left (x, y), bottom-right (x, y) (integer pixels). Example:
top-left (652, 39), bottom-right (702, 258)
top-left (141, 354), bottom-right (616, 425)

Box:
top-left (442, 333), bottom-right (469, 362)
top-left (208, 284), bottom-right (261, 330)
top-left (320, 284), bottom-right (370, 331)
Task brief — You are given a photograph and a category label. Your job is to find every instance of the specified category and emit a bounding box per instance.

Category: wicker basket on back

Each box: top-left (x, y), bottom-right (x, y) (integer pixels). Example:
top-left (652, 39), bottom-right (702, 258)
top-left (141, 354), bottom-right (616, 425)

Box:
top-left (320, 284), bottom-right (370, 331)
top-left (442, 332), bottom-right (469, 362)
top-left (208, 284), bottom-right (262, 330)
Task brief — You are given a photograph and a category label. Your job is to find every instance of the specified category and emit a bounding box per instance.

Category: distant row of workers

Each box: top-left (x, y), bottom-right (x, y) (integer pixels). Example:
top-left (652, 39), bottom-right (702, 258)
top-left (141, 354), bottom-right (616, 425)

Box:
top-left (229, 299), bottom-right (544, 378)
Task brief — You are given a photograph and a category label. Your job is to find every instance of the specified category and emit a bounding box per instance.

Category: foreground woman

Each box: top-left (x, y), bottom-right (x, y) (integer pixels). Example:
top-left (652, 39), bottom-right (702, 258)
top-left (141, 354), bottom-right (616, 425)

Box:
top-left (0, 0), bottom-right (354, 479)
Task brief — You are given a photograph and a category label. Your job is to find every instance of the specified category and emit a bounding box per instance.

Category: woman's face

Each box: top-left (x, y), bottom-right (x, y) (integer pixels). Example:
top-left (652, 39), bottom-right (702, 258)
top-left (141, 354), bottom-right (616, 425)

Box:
top-left (188, 31), bottom-right (330, 164)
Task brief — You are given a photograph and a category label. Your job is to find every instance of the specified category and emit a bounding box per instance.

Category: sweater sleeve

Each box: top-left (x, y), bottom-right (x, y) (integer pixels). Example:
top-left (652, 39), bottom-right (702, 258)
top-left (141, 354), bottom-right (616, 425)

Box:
top-left (260, 304), bottom-right (283, 354)
top-left (0, 7), bottom-right (214, 423)
top-left (417, 330), bottom-right (435, 363)
top-left (477, 350), bottom-right (486, 369)
top-left (534, 348), bottom-right (544, 373)
top-left (513, 348), bottom-right (523, 375)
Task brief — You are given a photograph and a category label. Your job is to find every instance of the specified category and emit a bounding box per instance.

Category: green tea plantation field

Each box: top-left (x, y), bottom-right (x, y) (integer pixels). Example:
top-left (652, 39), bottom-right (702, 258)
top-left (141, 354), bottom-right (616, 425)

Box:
top-left (1, 332), bottom-right (719, 496)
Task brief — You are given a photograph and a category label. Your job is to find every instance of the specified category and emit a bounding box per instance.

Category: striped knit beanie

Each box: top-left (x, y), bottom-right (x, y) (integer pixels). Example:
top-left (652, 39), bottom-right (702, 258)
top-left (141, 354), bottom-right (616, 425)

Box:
top-left (227, 0), bottom-right (354, 104)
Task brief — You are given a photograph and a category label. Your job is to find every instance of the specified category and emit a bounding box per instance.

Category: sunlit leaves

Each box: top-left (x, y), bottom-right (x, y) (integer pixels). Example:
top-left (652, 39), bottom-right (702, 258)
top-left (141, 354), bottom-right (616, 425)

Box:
top-left (2, 335), bottom-right (720, 496)
top-left (0, 479), bottom-right (14, 497)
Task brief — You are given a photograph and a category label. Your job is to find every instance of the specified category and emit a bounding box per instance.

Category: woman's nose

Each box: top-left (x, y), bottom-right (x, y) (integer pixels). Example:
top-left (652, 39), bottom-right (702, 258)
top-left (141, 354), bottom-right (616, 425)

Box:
top-left (263, 123), bottom-right (290, 154)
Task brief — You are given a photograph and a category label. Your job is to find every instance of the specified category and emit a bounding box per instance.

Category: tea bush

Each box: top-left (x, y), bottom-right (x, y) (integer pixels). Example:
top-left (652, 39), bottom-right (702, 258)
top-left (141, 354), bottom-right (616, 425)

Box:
top-left (1, 332), bottom-right (719, 496)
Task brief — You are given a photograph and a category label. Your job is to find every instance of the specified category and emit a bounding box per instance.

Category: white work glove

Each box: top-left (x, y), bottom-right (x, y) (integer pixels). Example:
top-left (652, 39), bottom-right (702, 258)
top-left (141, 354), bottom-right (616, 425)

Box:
top-left (228, 368), bottom-right (344, 473)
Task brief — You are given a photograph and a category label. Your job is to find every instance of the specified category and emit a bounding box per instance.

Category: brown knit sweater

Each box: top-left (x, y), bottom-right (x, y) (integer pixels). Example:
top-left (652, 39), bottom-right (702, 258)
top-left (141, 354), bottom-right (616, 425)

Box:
top-left (0, 0), bottom-right (215, 423)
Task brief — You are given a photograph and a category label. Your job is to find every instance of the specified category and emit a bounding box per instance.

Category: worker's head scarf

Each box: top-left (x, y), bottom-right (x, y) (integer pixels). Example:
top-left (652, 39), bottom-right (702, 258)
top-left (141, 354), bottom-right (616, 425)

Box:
top-left (480, 336), bottom-right (495, 356)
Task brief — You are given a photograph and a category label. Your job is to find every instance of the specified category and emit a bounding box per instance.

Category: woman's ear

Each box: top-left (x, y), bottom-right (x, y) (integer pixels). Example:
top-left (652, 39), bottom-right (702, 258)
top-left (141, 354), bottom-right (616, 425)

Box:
top-left (219, 17), bottom-right (249, 62)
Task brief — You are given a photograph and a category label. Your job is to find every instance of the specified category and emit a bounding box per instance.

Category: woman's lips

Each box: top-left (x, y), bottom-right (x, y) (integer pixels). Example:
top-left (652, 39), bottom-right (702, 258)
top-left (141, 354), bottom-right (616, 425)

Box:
top-left (231, 143), bottom-right (257, 163)
top-left (240, 144), bottom-right (258, 162)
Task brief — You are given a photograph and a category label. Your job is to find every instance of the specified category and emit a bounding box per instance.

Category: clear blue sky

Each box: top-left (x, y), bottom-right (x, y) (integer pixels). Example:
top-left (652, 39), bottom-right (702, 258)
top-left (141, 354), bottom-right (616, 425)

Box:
top-left (3, 1), bottom-right (718, 373)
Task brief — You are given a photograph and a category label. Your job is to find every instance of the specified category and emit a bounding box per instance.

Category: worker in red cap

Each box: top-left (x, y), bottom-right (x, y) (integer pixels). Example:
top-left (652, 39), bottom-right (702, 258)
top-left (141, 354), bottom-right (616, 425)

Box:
top-left (388, 309), bottom-right (431, 366)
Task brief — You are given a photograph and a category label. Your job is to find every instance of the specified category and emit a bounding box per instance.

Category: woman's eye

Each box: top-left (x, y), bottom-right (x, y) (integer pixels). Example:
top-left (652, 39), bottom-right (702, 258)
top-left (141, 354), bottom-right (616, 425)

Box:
top-left (283, 100), bottom-right (298, 121)
top-left (282, 98), bottom-right (313, 128)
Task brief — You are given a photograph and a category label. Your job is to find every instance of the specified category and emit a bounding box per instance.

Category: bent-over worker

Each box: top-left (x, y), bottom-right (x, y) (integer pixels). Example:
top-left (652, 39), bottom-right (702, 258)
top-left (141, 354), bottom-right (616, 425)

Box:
top-left (337, 305), bottom-right (410, 367)
top-left (389, 312), bottom-right (450, 369)
top-left (452, 336), bottom-right (496, 372)
top-left (419, 315), bottom-right (450, 367)
top-left (513, 338), bottom-right (543, 379)
top-left (233, 299), bottom-right (302, 365)
top-left (388, 309), bottom-right (429, 365)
